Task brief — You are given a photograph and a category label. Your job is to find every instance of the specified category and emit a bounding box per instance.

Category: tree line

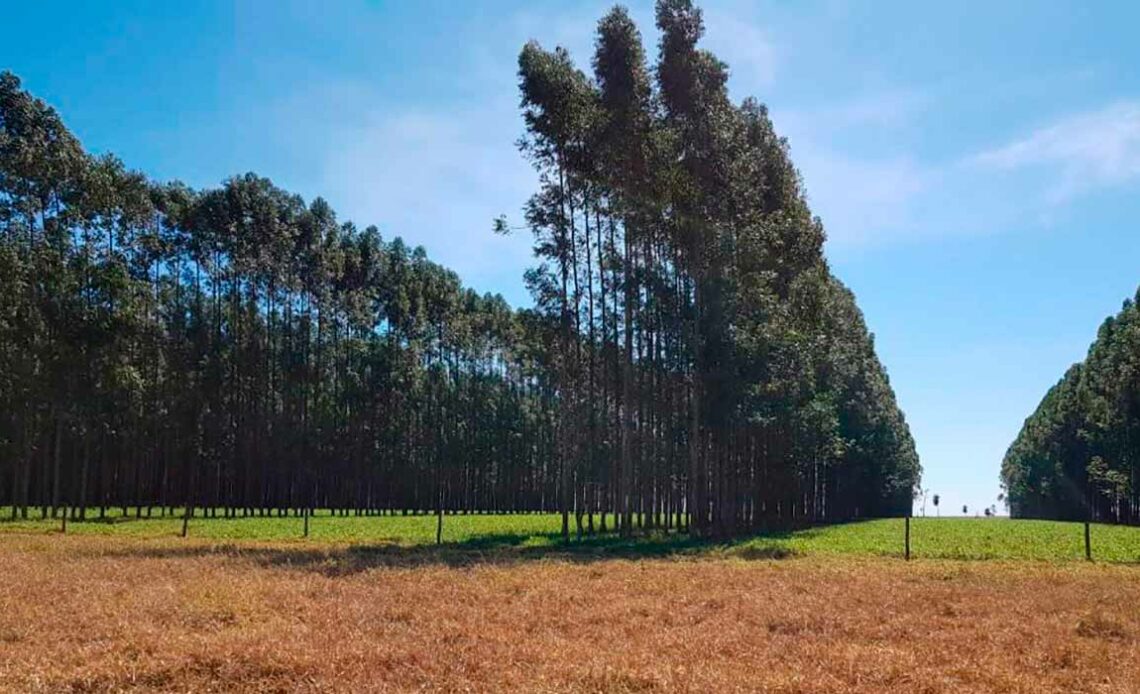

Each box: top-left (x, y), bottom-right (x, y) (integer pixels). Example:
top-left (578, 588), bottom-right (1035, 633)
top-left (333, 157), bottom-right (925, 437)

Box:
top-left (1002, 287), bottom-right (1140, 524)
top-left (509, 0), bottom-right (919, 537)
top-left (0, 71), bottom-right (559, 524)
top-left (0, 0), bottom-right (920, 537)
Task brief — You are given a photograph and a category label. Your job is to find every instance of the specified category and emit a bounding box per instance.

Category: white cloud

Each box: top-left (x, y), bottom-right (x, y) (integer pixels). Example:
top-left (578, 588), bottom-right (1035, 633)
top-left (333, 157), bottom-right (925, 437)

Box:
top-left (264, 0), bottom-right (781, 297)
top-left (318, 101), bottom-right (538, 300)
top-left (258, 3), bottom-right (1072, 277)
top-left (795, 148), bottom-right (930, 247)
top-left (259, 78), bottom-right (538, 303)
top-left (704, 9), bottom-right (778, 88)
top-left (768, 90), bottom-right (933, 248)
top-left (971, 101), bottom-right (1140, 202)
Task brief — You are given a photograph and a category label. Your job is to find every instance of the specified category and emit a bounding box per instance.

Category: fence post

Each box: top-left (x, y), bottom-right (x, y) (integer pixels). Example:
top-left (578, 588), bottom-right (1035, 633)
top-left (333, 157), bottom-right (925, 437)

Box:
top-left (904, 515), bottom-right (911, 561)
top-left (1084, 521), bottom-right (1091, 561)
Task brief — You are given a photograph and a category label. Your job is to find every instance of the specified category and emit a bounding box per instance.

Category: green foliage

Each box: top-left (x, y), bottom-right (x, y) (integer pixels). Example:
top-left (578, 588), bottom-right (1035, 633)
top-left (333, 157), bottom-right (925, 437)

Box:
top-left (1002, 290), bottom-right (1140, 523)
top-left (0, 0), bottom-right (919, 533)
top-left (514, 0), bottom-right (919, 537)
top-left (0, 69), bottom-right (558, 520)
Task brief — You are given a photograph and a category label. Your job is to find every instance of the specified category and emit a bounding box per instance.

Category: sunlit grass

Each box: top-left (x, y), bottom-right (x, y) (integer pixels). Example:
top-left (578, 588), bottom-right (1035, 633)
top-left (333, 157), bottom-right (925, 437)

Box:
top-left (735, 518), bottom-right (1140, 563)
top-left (0, 507), bottom-right (565, 544)
top-left (3, 508), bottom-right (1139, 562)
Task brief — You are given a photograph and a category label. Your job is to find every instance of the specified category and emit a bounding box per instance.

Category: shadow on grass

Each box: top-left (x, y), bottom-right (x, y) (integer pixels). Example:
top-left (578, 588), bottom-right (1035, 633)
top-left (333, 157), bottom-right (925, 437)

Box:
top-left (88, 529), bottom-right (799, 575)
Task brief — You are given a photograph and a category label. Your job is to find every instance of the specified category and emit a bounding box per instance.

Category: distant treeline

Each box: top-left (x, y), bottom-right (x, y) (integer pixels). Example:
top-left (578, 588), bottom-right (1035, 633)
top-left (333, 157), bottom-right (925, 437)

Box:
top-left (0, 0), bottom-right (920, 537)
top-left (1002, 288), bottom-right (1140, 524)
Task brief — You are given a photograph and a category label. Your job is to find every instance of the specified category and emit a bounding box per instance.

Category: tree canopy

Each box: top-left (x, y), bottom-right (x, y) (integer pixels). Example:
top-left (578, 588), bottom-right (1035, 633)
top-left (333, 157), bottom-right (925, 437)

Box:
top-left (0, 0), bottom-right (920, 535)
top-left (1002, 288), bottom-right (1140, 523)
top-left (512, 0), bottom-right (919, 537)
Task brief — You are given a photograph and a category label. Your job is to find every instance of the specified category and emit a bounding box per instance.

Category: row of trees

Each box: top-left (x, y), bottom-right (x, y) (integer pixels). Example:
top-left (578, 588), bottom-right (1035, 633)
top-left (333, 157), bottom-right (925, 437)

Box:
top-left (0, 71), bottom-right (561, 522)
top-left (0, 0), bottom-right (921, 536)
top-left (508, 0), bottom-right (919, 538)
top-left (1002, 288), bottom-right (1140, 523)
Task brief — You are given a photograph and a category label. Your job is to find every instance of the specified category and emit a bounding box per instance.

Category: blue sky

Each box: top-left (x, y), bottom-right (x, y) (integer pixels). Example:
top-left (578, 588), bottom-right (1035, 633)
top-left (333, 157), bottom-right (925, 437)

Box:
top-left (5, 0), bottom-right (1140, 516)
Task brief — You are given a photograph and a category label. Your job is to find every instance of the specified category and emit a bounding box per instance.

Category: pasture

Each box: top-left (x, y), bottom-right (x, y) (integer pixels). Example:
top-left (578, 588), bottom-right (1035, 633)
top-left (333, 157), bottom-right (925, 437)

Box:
top-left (2, 516), bottom-right (1140, 692)
top-left (4, 511), bottom-right (1140, 562)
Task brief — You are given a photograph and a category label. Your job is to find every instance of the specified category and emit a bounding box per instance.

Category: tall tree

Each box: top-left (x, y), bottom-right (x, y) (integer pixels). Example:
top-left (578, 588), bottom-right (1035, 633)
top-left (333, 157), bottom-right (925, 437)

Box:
top-left (1003, 289), bottom-right (1140, 524)
top-left (2, 10), bottom-right (920, 534)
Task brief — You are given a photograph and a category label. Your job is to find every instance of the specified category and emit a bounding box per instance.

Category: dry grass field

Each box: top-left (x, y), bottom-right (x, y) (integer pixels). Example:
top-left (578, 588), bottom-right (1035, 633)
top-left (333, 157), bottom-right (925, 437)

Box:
top-left (2, 532), bottom-right (1139, 693)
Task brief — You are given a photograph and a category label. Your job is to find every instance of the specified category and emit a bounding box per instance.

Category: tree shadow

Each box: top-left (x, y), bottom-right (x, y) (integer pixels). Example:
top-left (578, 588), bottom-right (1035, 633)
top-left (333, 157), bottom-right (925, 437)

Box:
top-left (88, 529), bottom-right (800, 575)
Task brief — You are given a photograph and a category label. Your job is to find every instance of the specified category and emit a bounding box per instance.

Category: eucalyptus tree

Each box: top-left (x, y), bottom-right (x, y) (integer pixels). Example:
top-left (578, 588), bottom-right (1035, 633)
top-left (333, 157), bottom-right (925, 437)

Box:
top-left (1004, 289), bottom-right (1140, 524)
top-left (0, 71), bottom-right (88, 519)
top-left (517, 41), bottom-right (602, 539)
top-left (510, 1), bottom-right (921, 535)
top-left (0, 71), bottom-right (561, 519)
top-left (3, 16), bottom-right (921, 535)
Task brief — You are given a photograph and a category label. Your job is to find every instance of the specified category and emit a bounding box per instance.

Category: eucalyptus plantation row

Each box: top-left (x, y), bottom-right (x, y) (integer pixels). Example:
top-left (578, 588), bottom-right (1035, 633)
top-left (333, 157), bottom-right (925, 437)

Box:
top-left (509, 0), bottom-right (919, 538)
top-left (0, 0), bottom-right (920, 538)
top-left (1002, 288), bottom-right (1140, 524)
top-left (0, 71), bottom-right (561, 522)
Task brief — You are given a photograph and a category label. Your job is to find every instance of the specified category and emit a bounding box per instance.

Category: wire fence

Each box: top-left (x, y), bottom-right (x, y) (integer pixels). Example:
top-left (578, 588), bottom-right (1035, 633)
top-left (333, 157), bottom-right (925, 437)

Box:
top-left (3, 507), bottom-right (1140, 563)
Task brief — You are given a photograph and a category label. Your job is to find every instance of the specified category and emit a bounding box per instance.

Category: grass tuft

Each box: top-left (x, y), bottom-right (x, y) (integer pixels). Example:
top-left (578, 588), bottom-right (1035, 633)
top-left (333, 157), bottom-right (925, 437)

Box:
top-left (1076, 613), bottom-right (1130, 641)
